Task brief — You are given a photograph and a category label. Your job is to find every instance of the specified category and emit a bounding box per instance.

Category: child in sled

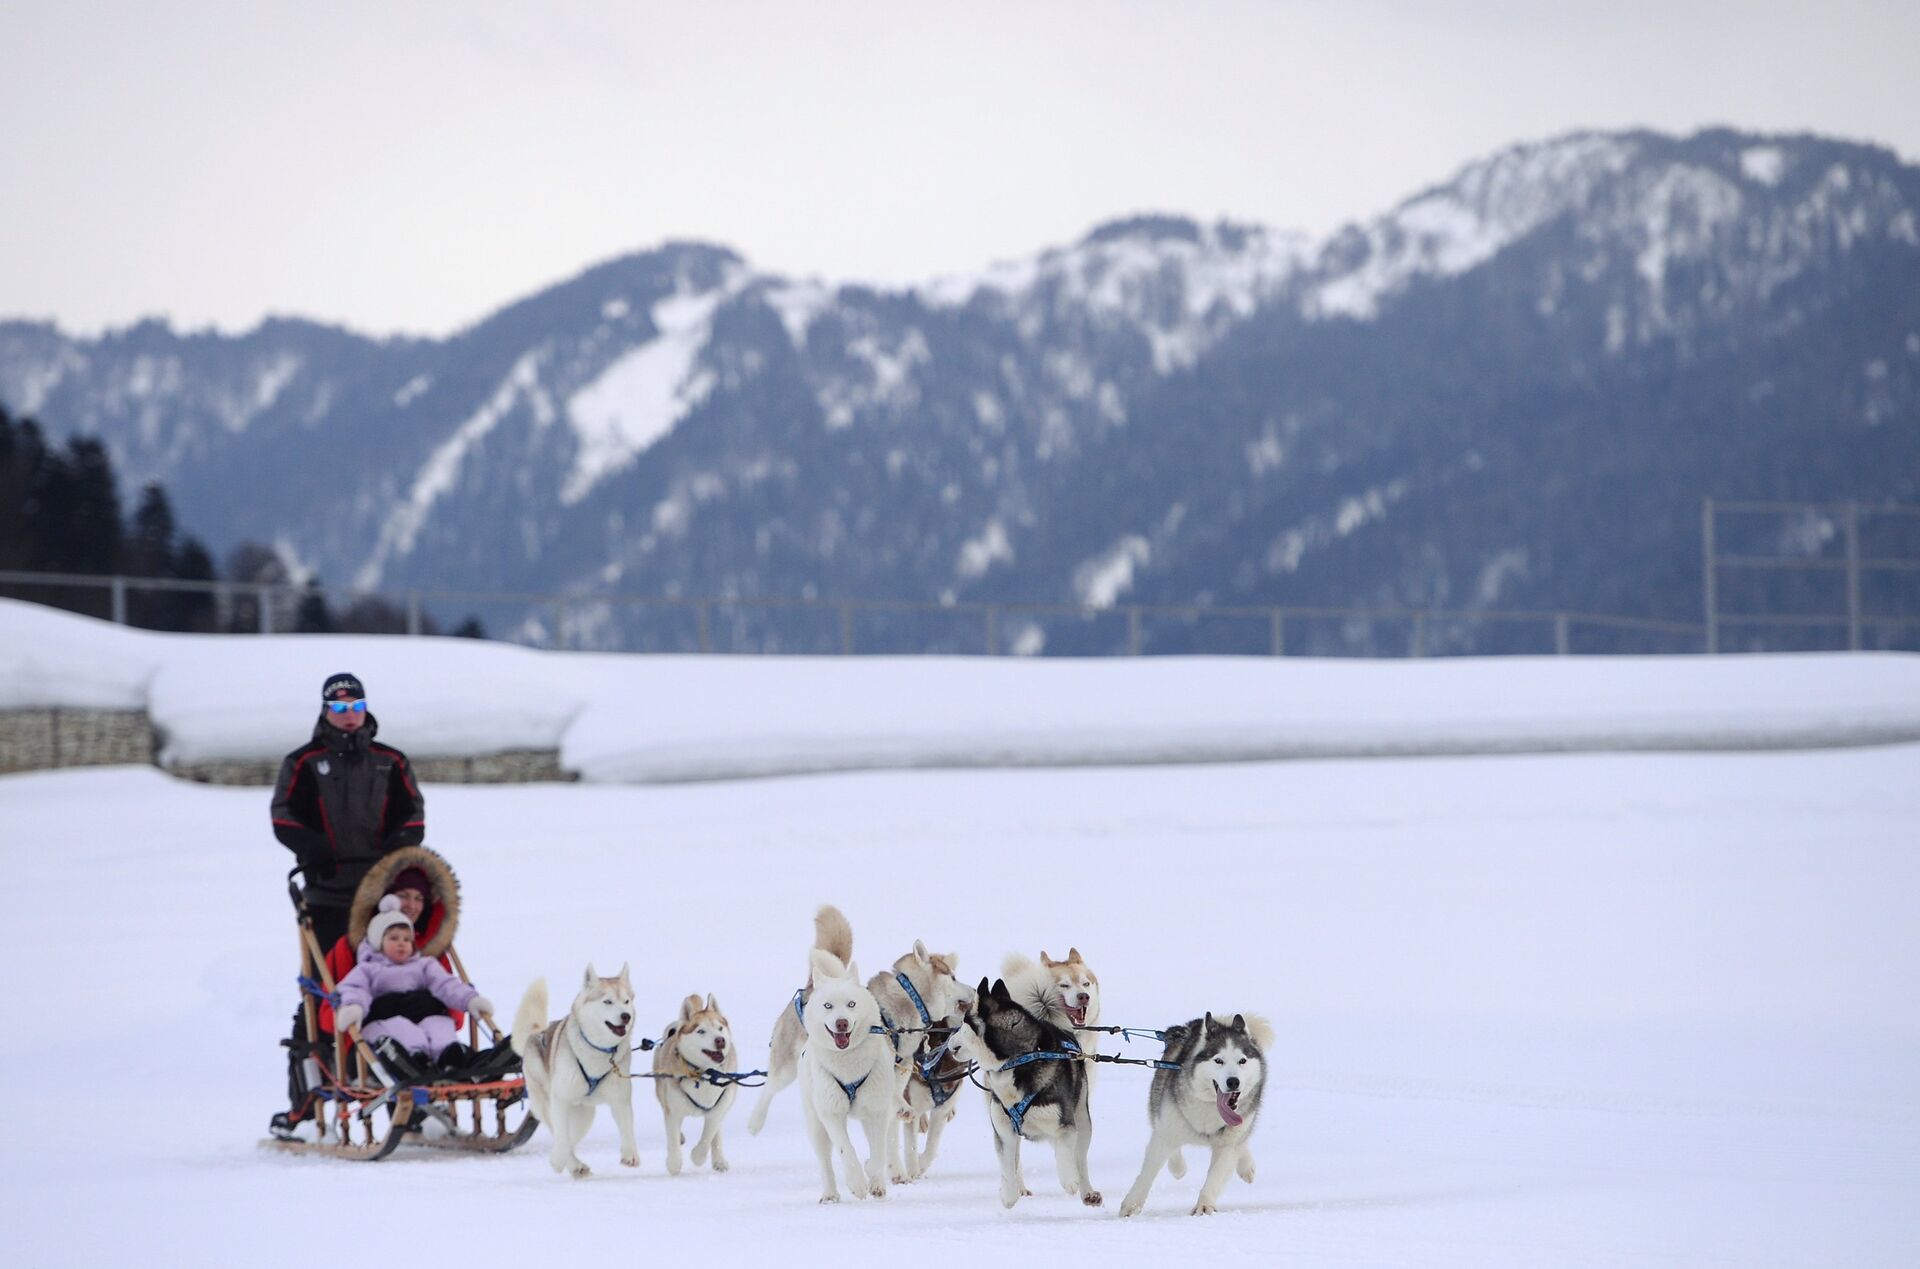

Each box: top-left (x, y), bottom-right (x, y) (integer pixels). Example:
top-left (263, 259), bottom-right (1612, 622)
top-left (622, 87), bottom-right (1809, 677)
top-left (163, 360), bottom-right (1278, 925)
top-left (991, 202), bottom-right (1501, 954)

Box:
top-left (333, 895), bottom-right (495, 1078)
top-left (316, 865), bottom-right (459, 1037)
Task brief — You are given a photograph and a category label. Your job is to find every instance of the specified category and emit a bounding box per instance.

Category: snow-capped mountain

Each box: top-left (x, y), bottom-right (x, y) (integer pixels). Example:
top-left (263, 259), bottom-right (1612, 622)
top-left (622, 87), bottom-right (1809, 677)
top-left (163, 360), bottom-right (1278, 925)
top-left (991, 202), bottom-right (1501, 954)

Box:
top-left (3, 128), bottom-right (1916, 652)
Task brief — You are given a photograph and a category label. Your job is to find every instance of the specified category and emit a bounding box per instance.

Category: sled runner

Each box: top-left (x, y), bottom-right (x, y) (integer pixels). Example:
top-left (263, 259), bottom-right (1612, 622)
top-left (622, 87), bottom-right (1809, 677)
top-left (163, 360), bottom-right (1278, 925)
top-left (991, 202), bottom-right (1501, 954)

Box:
top-left (265, 849), bottom-right (539, 1161)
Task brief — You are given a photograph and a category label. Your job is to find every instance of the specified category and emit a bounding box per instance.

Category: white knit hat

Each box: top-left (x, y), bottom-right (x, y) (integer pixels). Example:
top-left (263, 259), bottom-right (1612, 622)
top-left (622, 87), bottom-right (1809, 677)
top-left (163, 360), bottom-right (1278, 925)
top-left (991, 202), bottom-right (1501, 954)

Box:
top-left (366, 895), bottom-right (413, 949)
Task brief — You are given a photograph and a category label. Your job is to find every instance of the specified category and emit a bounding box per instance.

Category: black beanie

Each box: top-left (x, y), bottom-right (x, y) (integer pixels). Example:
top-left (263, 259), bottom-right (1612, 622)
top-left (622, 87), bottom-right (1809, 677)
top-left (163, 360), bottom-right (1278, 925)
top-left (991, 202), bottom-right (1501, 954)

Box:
top-left (321, 672), bottom-right (366, 701)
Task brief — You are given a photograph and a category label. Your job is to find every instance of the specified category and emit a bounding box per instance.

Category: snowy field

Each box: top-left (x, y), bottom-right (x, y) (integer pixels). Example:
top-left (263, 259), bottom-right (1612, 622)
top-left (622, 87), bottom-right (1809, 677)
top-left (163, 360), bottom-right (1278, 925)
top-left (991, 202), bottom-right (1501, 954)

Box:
top-left (3, 737), bottom-right (1918, 1265)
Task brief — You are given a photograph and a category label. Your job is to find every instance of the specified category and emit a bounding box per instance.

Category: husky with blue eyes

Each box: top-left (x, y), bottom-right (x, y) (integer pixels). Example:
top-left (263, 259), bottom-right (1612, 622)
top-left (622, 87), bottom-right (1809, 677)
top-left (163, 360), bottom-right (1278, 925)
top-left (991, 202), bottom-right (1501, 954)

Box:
top-left (1117, 1012), bottom-right (1272, 1217)
top-left (795, 942), bottom-right (896, 1202)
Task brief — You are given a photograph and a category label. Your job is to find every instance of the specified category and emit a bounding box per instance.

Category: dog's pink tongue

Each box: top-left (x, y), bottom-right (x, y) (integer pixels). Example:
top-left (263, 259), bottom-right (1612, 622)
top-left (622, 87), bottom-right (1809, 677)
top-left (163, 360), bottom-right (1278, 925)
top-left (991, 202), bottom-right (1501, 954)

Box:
top-left (832, 1031), bottom-right (851, 1049)
top-left (1216, 1090), bottom-right (1244, 1127)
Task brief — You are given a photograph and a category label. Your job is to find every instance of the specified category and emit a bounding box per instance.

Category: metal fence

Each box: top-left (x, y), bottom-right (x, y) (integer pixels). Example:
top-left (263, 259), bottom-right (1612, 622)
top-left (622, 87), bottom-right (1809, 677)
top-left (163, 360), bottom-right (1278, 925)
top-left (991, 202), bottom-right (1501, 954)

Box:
top-left (0, 567), bottom-right (1708, 657)
top-left (6, 500), bottom-right (1914, 657)
top-left (1702, 499), bottom-right (1920, 653)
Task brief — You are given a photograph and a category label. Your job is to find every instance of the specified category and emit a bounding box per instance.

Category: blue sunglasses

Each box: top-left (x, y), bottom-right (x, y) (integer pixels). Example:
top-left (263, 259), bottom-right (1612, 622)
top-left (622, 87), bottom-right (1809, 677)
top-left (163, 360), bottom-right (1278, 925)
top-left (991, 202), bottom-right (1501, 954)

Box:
top-left (326, 699), bottom-right (368, 714)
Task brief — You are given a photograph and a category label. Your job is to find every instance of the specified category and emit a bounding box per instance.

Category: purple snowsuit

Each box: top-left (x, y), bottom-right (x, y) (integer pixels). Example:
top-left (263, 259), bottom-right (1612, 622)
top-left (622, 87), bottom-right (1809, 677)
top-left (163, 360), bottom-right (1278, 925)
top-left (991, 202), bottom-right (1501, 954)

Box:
top-left (336, 939), bottom-right (480, 1059)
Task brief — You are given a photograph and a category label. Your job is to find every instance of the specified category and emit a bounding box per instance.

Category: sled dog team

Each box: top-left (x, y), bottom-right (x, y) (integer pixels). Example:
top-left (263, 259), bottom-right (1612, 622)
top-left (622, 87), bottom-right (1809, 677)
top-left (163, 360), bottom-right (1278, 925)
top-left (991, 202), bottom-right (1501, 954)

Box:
top-left (510, 904), bottom-right (1269, 1216)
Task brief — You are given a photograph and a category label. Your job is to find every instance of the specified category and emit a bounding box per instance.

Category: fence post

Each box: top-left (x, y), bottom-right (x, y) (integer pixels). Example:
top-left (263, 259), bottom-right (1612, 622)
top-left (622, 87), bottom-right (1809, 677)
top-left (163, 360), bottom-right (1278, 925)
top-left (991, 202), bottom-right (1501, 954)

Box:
top-left (1845, 502), bottom-right (1862, 652)
top-left (1554, 612), bottom-right (1570, 656)
top-left (1702, 497), bottom-right (1718, 654)
top-left (696, 600), bottom-right (713, 654)
top-left (1269, 607), bottom-right (1285, 656)
top-left (110, 575), bottom-right (127, 626)
top-left (840, 603), bottom-right (854, 655)
top-left (985, 605), bottom-right (998, 655)
top-left (1411, 611), bottom-right (1427, 658)
top-left (406, 591), bottom-right (422, 637)
top-left (1127, 607), bottom-right (1143, 656)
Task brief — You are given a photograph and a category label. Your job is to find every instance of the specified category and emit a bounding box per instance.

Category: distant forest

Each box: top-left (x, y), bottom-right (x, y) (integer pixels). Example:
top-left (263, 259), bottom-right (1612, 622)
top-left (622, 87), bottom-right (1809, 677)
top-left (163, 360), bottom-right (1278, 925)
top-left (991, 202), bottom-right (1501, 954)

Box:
top-left (0, 402), bottom-right (484, 637)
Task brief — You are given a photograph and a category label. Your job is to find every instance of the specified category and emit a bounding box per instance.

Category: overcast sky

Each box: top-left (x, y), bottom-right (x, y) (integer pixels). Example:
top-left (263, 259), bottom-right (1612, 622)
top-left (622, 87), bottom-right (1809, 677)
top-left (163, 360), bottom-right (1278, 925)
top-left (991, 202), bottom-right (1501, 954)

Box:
top-left (4, 0), bottom-right (1916, 337)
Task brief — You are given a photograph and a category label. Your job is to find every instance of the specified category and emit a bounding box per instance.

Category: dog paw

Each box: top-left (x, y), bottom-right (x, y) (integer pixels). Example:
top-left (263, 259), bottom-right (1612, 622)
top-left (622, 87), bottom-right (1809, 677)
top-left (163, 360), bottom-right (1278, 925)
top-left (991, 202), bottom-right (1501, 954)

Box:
top-left (1191, 1200), bottom-right (1217, 1216)
top-left (1000, 1188), bottom-right (1022, 1209)
top-left (1119, 1196), bottom-right (1144, 1218)
top-left (1082, 1190), bottom-right (1104, 1208)
top-left (568, 1162), bottom-right (592, 1180)
top-left (621, 1152), bottom-right (641, 1169)
top-left (711, 1157), bottom-right (730, 1173)
top-left (1237, 1157), bottom-right (1256, 1184)
top-left (665, 1158), bottom-right (682, 1176)
top-left (869, 1181), bottom-right (888, 1199)
top-left (819, 1193), bottom-right (840, 1205)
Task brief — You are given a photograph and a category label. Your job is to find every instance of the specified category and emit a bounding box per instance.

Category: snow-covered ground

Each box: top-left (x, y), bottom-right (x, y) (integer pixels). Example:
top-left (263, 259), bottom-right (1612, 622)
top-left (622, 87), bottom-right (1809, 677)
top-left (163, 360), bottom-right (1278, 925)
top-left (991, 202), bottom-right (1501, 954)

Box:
top-left (6, 599), bottom-right (1920, 779)
top-left (3, 736), bottom-right (1917, 1264)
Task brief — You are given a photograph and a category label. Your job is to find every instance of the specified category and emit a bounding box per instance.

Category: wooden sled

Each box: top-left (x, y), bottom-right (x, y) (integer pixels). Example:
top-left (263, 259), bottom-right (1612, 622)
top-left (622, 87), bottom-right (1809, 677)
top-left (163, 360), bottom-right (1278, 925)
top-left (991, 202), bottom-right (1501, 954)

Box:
top-left (264, 849), bottom-right (538, 1162)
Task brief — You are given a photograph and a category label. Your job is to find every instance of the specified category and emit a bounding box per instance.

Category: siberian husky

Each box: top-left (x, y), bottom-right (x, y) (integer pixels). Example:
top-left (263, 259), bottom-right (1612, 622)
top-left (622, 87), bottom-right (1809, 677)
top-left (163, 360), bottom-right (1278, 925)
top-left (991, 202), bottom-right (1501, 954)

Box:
top-left (510, 965), bottom-right (640, 1178)
top-left (948, 976), bottom-right (1101, 1210)
top-left (871, 942), bottom-right (968, 1183)
top-left (796, 943), bottom-right (896, 1202)
top-left (1118, 1012), bottom-right (1271, 1217)
top-left (747, 905), bottom-right (970, 1182)
top-left (747, 904), bottom-right (854, 1135)
top-left (651, 992), bottom-right (738, 1176)
top-left (1003, 947), bottom-right (1103, 1195)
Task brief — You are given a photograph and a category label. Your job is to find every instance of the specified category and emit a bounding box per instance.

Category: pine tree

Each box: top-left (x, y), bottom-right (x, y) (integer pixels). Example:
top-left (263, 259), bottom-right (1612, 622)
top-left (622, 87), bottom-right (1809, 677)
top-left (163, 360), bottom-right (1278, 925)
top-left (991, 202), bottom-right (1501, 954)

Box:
top-left (294, 579), bottom-right (336, 633)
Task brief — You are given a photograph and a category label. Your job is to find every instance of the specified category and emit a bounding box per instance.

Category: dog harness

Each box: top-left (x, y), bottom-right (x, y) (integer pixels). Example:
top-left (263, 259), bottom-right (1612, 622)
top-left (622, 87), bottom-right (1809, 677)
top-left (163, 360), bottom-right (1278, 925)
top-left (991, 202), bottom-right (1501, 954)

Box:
top-left (572, 1022), bottom-right (622, 1096)
top-left (915, 1039), bottom-right (962, 1108)
top-left (998, 1090), bottom-right (1040, 1138)
top-left (835, 1072), bottom-right (870, 1107)
top-left (986, 1038), bottom-right (1083, 1138)
top-left (894, 972), bottom-right (931, 1025)
top-left (678, 1076), bottom-right (724, 1114)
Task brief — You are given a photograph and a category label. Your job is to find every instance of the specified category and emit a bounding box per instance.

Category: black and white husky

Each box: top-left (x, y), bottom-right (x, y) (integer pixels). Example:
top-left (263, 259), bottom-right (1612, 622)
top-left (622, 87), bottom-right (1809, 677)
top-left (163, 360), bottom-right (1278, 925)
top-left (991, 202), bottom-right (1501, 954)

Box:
top-left (1118, 1012), bottom-right (1271, 1217)
top-left (949, 977), bottom-right (1101, 1209)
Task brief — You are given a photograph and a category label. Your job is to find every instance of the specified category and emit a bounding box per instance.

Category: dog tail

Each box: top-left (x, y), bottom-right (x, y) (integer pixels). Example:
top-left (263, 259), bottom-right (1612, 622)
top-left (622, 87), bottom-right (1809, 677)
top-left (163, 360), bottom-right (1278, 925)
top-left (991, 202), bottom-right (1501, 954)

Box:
top-left (1000, 952), bottom-right (1035, 979)
top-left (1241, 1012), bottom-right (1275, 1050)
top-left (813, 904), bottom-right (853, 963)
top-left (511, 979), bottom-right (549, 1057)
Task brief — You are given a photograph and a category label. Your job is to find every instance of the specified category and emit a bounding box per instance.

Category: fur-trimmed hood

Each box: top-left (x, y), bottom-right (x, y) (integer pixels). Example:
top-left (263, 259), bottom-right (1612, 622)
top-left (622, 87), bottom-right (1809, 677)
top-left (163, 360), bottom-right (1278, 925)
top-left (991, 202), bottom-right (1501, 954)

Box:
top-left (348, 845), bottom-right (460, 958)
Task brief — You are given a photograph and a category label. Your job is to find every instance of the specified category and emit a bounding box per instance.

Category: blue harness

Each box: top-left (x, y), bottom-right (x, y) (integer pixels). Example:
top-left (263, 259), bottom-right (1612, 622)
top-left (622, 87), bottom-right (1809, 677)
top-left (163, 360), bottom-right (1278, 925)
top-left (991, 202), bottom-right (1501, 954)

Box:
top-left (987, 1038), bottom-right (1082, 1139)
top-left (895, 972), bottom-right (931, 1024)
top-left (678, 1077), bottom-right (724, 1114)
top-left (836, 1072), bottom-right (870, 1106)
top-left (572, 1023), bottom-right (622, 1096)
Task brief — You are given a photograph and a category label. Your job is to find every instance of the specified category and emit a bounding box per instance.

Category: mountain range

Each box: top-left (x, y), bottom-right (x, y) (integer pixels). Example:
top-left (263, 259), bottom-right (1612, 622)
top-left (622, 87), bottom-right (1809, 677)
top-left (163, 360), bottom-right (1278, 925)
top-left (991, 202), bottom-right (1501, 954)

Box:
top-left (3, 127), bottom-right (1916, 654)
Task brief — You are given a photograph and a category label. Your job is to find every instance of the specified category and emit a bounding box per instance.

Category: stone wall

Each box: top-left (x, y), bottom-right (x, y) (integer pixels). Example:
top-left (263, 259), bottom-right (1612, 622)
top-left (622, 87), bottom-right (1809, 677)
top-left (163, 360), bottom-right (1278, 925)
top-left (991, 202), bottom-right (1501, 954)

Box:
top-left (171, 750), bottom-right (574, 786)
top-left (1, 707), bottom-right (572, 784)
top-left (0, 709), bottom-right (155, 773)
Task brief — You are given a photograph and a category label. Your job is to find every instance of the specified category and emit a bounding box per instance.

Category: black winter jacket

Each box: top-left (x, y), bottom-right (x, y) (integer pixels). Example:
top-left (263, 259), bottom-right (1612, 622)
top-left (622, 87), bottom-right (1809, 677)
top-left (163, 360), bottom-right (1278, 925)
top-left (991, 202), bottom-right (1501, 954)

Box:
top-left (271, 713), bottom-right (425, 908)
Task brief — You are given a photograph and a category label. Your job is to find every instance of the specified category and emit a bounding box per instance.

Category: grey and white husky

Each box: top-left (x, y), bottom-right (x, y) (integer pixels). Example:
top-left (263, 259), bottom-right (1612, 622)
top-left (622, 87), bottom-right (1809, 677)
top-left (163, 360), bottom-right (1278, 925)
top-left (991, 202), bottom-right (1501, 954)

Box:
top-left (948, 976), bottom-right (1101, 1210)
top-left (1118, 1012), bottom-right (1271, 1217)
top-left (511, 965), bottom-right (640, 1179)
